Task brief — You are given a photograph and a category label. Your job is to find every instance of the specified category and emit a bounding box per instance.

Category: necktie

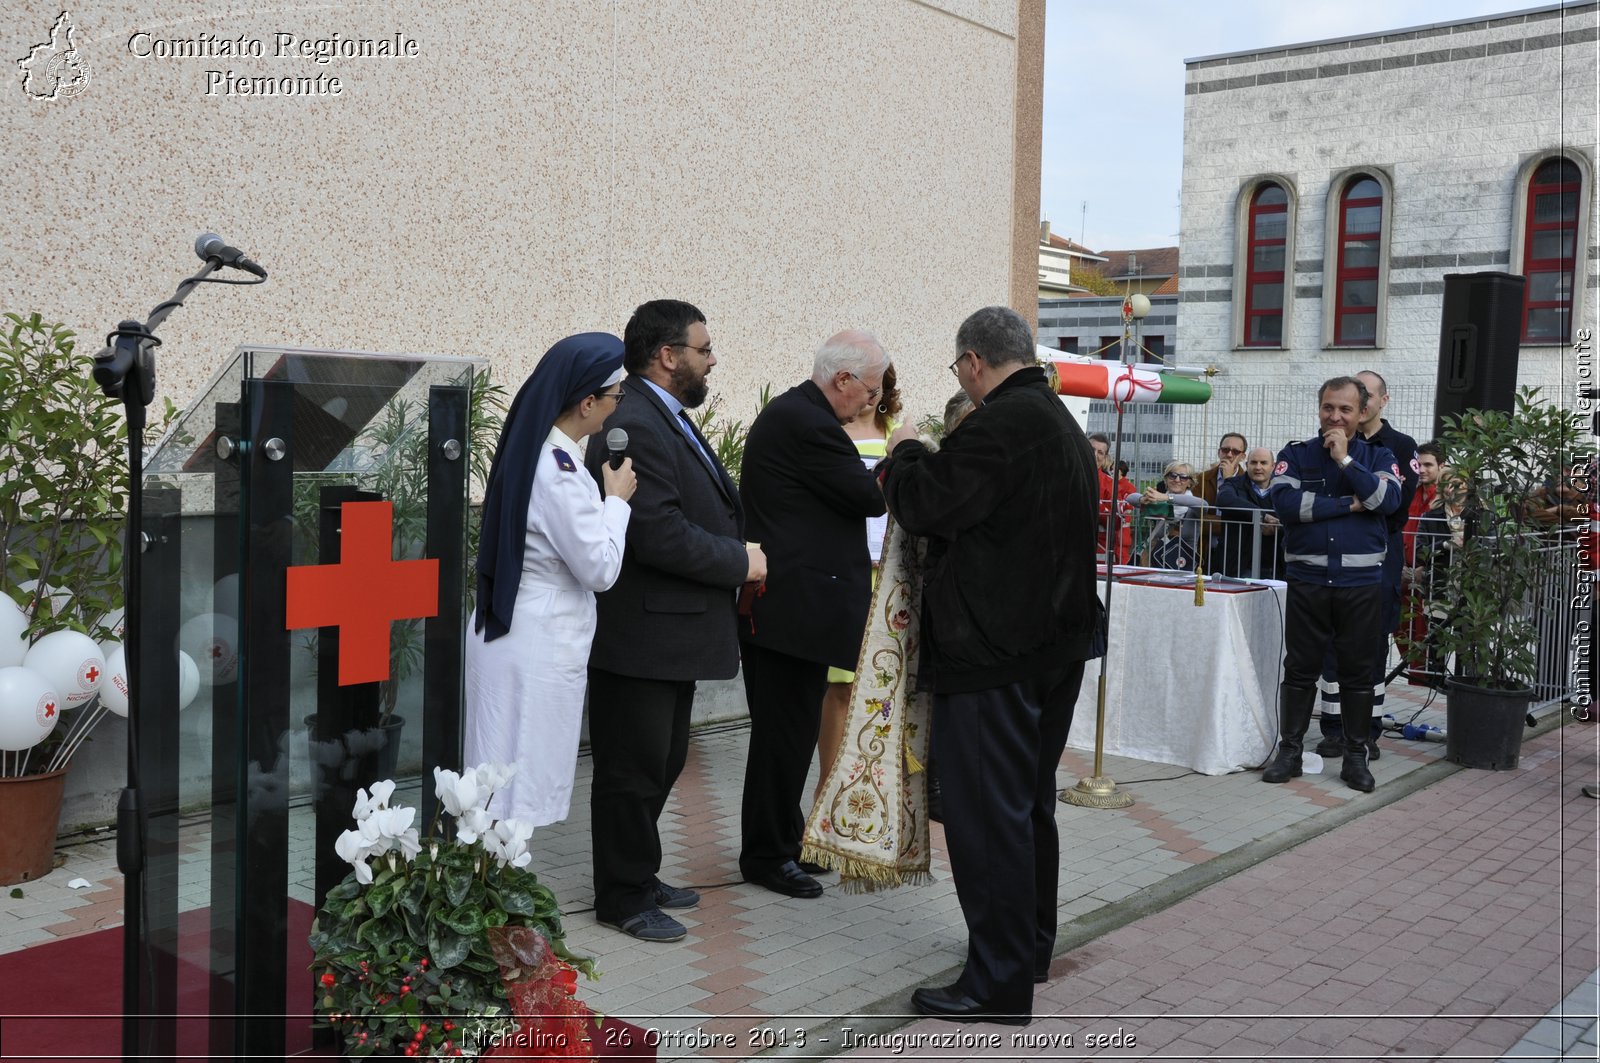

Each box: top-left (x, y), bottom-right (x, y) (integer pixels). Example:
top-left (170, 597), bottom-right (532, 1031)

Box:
top-left (678, 410), bottom-right (719, 473)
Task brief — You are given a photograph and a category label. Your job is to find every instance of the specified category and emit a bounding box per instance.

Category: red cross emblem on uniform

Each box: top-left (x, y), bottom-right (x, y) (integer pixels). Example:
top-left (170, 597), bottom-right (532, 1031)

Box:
top-left (284, 501), bottom-right (440, 686)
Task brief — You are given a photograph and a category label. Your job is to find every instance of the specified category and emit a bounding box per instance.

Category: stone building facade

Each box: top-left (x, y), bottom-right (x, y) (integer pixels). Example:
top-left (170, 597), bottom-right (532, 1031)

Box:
top-left (1177, 1), bottom-right (1598, 446)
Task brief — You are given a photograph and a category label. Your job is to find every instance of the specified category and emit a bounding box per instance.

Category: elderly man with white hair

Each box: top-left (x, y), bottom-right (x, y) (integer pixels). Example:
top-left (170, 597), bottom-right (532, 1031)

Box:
top-left (736, 329), bottom-right (895, 899)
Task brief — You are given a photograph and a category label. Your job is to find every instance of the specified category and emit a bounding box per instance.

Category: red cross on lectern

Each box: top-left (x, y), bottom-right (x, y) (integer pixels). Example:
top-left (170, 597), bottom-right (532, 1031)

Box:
top-left (284, 501), bottom-right (440, 686)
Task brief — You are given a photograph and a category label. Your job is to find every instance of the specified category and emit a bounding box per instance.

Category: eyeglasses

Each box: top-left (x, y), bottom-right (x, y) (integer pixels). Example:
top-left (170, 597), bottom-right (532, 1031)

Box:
top-left (948, 351), bottom-right (971, 377)
top-left (674, 343), bottom-right (714, 358)
top-left (848, 373), bottom-right (882, 401)
top-left (600, 390), bottom-right (625, 404)
top-left (1166, 473), bottom-right (1193, 481)
top-left (1218, 446), bottom-right (1243, 456)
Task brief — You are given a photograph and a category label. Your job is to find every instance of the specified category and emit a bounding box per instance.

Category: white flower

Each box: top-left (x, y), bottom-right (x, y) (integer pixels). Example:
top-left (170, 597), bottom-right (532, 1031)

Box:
top-left (434, 767), bottom-right (484, 817)
top-left (488, 818), bottom-right (534, 869)
top-left (474, 762), bottom-right (516, 794)
top-left (334, 828), bottom-right (376, 884)
top-left (391, 826), bottom-right (422, 861)
top-left (351, 779), bottom-right (396, 822)
top-left (455, 806), bottom-right (493, 845)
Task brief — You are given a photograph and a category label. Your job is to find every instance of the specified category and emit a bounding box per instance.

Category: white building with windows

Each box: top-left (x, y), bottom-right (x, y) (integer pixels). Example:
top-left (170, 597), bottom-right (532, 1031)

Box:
top-left (1176, 1), bottom-right (1597, 439)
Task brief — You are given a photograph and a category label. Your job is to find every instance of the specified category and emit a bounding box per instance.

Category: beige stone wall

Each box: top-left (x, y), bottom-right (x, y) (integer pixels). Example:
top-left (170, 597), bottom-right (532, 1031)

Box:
top-left (3, 0), bottom-right (1040, 433)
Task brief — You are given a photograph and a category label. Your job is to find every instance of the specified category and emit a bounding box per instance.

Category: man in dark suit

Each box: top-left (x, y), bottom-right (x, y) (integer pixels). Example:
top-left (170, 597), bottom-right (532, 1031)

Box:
top-left (736, 329), bottom-right (890, 899)
top-left (586, 300), bottom-right (767, 942)
top-left (880, 306), bottom-right (1103, 1026)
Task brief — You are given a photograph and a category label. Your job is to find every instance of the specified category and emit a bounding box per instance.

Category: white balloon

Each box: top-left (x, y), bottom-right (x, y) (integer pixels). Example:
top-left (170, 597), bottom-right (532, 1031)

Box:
top-left (177, 651), bottom-right (200, 710)
top-left (0, 594), bottom-right (28, 669)
top-left (213, 574), bottom-right (239, 619)
top-left (23, 629), bottom-right (105, 711)
top-left (177, 612), bottom-right (240, 686)
top-left (98, 645), bottom-right (130, 716)
top-left (19, 580), bottom-right (73, 623)
top-left (0, 666), bottom-right (62, 751)
top-left (95, 607), bottom-right (125, 656)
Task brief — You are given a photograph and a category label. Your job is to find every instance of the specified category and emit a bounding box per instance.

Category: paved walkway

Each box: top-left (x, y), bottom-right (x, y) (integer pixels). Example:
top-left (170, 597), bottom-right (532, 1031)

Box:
top-left (2, 683), bottom-right (1595, 1062)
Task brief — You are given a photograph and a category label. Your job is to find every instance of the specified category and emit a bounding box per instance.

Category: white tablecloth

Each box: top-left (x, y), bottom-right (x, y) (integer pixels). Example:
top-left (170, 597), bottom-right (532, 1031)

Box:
top-left (1067, 575), bottom-right (1287, 775)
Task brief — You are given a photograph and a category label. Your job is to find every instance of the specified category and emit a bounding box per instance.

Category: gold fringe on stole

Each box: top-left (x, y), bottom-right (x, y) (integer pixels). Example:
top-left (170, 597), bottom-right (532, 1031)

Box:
top-left (799, 520), bottom-right (933, 892)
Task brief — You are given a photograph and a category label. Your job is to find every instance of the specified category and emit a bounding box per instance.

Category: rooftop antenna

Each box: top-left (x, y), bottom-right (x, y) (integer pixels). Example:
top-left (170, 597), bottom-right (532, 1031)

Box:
top-left (1079, 201), bottom-right (1087, 246)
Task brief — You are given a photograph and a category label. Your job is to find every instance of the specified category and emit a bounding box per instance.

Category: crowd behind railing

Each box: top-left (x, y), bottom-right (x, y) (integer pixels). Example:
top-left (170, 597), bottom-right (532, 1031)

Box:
top-left (1094, 453), bottom-right (1587, 705)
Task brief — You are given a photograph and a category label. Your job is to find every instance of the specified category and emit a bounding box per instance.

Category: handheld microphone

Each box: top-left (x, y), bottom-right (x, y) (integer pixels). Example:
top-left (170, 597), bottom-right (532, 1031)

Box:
top-left (194, 232), bottom-right (268, 279)
top-left (606, 428), bottom-right (629, 471)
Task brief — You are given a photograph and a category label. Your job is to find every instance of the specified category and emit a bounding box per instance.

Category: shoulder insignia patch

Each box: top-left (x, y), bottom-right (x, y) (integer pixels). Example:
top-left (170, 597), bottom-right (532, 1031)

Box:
top-left (551, 447), bottom-right (577, 472)
top-left (1274, 460), bottom-right (1288, 476)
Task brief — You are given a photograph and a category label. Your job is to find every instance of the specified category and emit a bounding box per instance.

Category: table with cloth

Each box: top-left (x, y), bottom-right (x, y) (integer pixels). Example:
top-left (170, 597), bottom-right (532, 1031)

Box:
top-left (1066, 569), bottom-right (1287, 775)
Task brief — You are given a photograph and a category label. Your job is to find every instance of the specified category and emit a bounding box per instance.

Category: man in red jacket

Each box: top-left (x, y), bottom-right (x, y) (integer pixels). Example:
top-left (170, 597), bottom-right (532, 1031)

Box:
top-left (1088, 433), bottom-right (1133, 564)
top-left (1398, 441), bottom-right (1445, 684)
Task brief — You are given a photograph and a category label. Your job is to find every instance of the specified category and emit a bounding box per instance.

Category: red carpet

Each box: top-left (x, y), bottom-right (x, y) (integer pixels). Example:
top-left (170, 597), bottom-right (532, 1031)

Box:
top-left (0, 903), bottom-right (653, 1060)
top-left (0, 902), bottom-right (320, 1060)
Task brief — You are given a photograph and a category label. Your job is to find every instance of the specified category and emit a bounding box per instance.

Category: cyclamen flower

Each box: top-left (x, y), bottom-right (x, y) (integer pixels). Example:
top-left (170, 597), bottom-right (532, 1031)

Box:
top-left (485, 818), bottom-right (535, 869)
top-left (433, 768), bottom-right (484, 818)
top-left (455, 807), bottom-right (494, 845)
top-left (474, 762), bottom-right (516, 794)
top-left (351, 780), bottom-right (397, 822)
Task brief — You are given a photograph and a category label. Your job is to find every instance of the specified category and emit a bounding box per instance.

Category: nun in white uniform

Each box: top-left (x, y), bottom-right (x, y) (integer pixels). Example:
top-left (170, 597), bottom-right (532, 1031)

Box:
top-left (466, 332), bottom-right (636, 826)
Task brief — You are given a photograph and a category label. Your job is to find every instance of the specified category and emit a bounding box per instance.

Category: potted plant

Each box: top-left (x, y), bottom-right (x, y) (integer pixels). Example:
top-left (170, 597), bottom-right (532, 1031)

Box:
top-left (310, 764), bottom-right (597, 1059)
top-left (1426, 386), bottom-right (1585, 769)
top-left (0, 313), bottom-right (139, 883)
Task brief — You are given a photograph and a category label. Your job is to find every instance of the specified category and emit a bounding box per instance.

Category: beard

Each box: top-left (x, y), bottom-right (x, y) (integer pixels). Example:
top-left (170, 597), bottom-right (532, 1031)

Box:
top-left (672, 362), bottom-right (710, 408)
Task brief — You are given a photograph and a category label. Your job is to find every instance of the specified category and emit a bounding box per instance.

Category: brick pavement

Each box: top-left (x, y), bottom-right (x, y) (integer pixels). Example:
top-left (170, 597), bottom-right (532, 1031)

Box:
top-left (844, 722), bottom-right (1599, 1062)
top-left (2, 688), bottom-right (1593, 1062)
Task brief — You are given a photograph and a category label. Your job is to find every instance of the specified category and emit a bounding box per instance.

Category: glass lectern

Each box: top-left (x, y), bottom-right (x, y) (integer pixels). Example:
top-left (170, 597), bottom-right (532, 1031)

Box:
top-left (128, 346), bottom-right (484, 1058)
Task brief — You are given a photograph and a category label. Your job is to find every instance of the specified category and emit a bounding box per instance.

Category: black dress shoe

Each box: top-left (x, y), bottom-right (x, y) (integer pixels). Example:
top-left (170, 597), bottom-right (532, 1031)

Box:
top-left (743, 860), bottom-right (823, 899)
top-left (797, 860), bottom-right (829, 875)
top-left (911, 985), bottom-right (1029, 1026)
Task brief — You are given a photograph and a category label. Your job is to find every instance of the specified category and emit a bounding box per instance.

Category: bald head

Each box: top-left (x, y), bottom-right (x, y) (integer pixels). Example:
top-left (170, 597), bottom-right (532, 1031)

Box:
top-left (1245, 446), bottom-right (1274, 484)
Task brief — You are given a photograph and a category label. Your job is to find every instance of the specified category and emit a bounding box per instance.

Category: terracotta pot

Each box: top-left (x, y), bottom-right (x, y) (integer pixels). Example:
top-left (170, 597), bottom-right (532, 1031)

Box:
top-left (0, 768), bottom-right (68, 885)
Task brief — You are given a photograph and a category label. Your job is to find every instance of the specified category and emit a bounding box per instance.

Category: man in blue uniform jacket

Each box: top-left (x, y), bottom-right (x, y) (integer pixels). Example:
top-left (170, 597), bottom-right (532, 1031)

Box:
top-left (1263, 376), bottom-right (1402, 793)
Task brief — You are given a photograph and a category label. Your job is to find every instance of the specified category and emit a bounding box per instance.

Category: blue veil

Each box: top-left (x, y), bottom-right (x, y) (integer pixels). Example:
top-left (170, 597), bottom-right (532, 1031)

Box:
top-left (475, 332), bottom-right (625, 641)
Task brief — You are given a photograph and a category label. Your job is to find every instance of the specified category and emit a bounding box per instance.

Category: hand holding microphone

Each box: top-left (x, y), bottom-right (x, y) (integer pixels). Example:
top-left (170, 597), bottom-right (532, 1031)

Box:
top-left (601, 428), bottom-right (636, 501)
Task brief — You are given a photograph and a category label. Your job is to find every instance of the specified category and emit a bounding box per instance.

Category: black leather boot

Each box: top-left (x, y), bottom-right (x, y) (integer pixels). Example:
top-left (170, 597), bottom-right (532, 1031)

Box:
top-left (1313, 711), bottom-right (1346, 757)
top-left (1338, 689), bottom-right (1376, 793)
top-left (1262, 684), bottom-right (1316, 783)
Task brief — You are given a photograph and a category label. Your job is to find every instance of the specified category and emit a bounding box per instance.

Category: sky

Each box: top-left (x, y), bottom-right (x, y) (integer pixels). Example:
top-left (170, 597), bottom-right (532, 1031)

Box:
top-left (1040, 0), bottom-right (1560, 252)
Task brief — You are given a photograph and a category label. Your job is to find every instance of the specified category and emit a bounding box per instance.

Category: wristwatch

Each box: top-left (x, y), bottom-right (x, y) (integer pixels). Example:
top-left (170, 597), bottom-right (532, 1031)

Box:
top-left (1338, 455), bottom-right (1354, 468)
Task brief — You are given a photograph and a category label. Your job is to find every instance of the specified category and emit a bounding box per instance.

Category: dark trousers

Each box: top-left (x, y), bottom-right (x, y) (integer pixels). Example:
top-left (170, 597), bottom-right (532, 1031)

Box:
top-left (1319, 538), bottom-right (1402, 733)
top-left (934, 660), bottom-right (1085, 1015)
top-left (738, 640), bottom-right (828, 876)
top-left (587, 668), bottom-right (694, 923)
top-left (1289, 582), bottom-right (1385, 691)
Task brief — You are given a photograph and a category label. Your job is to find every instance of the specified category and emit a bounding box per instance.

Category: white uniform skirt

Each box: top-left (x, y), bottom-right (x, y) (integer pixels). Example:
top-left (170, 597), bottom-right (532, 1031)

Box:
top-left (464, 582), bottom-right (596, 828)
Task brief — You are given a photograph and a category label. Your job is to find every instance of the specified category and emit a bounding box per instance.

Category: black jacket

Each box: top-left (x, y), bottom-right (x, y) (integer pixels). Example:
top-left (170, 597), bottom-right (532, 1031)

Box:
top-left (586, 375), bottom-right (749, 681)
top-left (738, 380), bottom-right (887, 668)
top-left (879, 366), bottom-right (1103, 694)
top-left (1363, 418), bottom-right (1420, 538)
top-left (1216, 472), bottom-right (1285, 578)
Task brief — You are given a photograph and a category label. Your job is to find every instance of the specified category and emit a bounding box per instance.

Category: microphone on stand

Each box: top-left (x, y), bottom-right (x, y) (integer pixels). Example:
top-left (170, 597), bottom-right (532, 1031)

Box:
top-left (606, 428), bottom-right (629, 470)
top-left (194, 232), bottom-right (268, 279)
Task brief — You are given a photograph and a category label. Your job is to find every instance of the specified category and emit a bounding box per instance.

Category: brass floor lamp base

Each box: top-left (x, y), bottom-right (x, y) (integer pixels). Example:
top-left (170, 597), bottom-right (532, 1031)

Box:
top-left (1060, 775), bottom-right (1135, 809)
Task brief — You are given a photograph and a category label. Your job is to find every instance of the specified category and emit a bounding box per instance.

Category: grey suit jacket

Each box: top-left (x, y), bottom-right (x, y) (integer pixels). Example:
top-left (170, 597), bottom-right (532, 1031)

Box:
top-left (585, 375), bottom-right (749, 681)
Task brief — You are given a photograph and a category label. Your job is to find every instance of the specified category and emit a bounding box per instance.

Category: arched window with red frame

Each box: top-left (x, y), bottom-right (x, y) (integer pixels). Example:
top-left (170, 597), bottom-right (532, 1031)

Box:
top-left (1522, 158), bottom-right (1580, 343)
top-left (1333, 176), bottom-right (1383, 346)
top-left (1243, 183), bottom-right (1287, 346)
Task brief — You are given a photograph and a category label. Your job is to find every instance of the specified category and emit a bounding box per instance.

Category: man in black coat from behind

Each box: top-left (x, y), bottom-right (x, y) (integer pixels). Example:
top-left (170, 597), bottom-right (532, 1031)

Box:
top-left (879, 306), bottom-right (1104, 1026)
top-left (737, 329), bottom-right (890, 900)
